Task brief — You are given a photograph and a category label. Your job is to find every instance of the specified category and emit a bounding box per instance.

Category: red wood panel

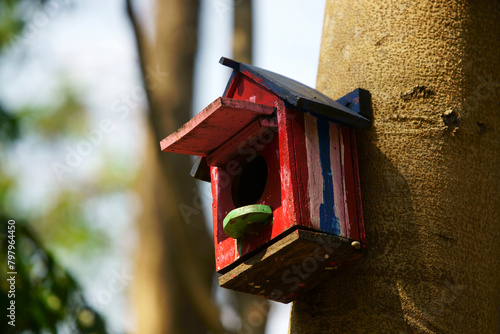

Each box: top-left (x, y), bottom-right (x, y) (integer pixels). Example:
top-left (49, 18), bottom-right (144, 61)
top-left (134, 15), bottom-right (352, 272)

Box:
top-left (160, 97), bottom-right (275, 155)
top-left (339, 126), bottom-right (357, 241)
top-left (347, 127), bottom-right (366, 244)
top-left (211, 78), bottom-right (306, 272)
top-left (223, 72), bottom-right (241, 98)
top-left (226, 74), bottom-right (279, 108)
top-left (206, 117), bottom-right (277, 166)
top-left (290, 112), bottom-right (312, 229)
top-left (276, 101), bottom-right (301, 230)
top-left (212, 133), bottom-right (283, 272)
top-left (211, 166), bottom-right (237, 268)
top-left (228, 75), bottom-right (303, 231)
top-left (236, 135), bottom-right (282, 260)
top-left (211, 73), bottom-right (366, 271)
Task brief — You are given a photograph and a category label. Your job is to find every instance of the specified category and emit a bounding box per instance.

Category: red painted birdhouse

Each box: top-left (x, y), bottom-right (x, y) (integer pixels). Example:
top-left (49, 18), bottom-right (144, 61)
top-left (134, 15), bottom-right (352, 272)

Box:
top-left (160, 57), bottom-right (372, 303)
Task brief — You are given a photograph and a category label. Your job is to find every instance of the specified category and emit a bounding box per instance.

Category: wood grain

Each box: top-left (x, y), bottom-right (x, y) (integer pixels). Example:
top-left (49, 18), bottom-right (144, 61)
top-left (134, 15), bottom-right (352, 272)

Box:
top-left (219, 228), bottom-right (363, 303)
top-left (206, 116), bottom-right (277, 166)
top-left (160, 97), bottom-right (275, 155)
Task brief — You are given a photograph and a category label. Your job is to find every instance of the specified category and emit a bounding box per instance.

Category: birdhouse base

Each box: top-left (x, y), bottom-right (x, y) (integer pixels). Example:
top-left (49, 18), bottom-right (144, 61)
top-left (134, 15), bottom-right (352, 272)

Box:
top-left (218, 228), bottom-right (363, 303)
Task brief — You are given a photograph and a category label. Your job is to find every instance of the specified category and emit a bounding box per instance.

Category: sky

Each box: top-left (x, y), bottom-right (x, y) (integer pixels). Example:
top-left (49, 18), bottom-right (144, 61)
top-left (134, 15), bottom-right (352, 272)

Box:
top-left (0, 0), bottom-right (326, 332)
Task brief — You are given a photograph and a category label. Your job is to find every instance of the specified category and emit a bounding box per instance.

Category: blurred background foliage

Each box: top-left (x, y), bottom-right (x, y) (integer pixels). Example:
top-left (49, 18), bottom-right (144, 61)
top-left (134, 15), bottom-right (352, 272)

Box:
top-left (0, 0), bottom-right (321, 332)
top-left (0, 0), bottom-right (133, 332)
top-left (0, 218), bottom-right (107, 333)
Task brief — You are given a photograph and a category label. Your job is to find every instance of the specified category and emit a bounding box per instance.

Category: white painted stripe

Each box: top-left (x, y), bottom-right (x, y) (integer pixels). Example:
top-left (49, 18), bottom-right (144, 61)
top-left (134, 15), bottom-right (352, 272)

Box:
top-left (304, 112), bottom-right (322, 229)
top-left (329, 123), bottom-right (347, 237)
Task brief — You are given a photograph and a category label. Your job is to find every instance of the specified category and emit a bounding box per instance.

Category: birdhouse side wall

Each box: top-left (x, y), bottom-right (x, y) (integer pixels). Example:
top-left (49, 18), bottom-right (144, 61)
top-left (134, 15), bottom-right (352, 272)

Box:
top-left (224, 71), bottom-right (281, 108)
top-left (210, 134), bottom-right (284, 272)
top-left (208, 74), bottom-right (310, 273)
top-left (212, 71), bottom-right (364, 273)
top-left (223, 73), bottom-right (312, 233)
top-left (301, 112), bottom-right (364, 242)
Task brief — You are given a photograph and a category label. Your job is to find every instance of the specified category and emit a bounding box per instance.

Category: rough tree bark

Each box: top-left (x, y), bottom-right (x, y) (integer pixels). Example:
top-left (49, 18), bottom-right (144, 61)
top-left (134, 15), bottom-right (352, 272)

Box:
top-left (290, 1), bottom-right (500, 333)
top-left (127, 0), bottom-right (224, 333)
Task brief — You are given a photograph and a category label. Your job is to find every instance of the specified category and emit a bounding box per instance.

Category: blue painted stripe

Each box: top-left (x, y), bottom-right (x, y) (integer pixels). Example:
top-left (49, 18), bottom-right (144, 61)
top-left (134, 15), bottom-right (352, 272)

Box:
top-left (317, 117), bottom-right (340, 235)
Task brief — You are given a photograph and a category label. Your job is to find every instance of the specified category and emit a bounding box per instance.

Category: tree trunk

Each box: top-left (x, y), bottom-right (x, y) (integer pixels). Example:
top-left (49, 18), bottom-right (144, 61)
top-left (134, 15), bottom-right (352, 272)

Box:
top-left (128, 0), bottom-right (224, 333)
top-left (290, 1), bottom-right (500, 333)
top-left (233, 0), bottom-right (253, 64)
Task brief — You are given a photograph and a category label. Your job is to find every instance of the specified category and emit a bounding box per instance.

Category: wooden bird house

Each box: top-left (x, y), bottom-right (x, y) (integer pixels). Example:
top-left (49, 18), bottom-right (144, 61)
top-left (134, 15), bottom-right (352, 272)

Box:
top-left (160, 57), bottom-right (372, 303)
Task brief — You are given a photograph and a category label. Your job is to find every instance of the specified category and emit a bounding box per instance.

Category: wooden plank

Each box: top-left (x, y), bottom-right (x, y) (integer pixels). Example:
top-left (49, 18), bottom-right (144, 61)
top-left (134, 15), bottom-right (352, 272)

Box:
top-left (222, 70), bottom-right (239, 97)
top-left (206, 116), bottom-right (277, 166)
top-left (304, 113), bottom-right (345, 235)
top-left (211, 77), bottom-right (284, 271)
top-left (330, 122), bottom-right (347, 236)
top-left (212, 134), bottom-right (284, 271)
top-left (219, 57), bottom-right (372, 129)
top-left (218, 228), bottom-right (363, 303)
top-left (340, 126), bottom-right (360, 242)
top-left (291, 112), bottom-right (313, 230)
top-left (160, 97), bottom-right (276, 156)
top-left (304, 112), bottom-right (322, 230)
top-left (227, 73), bottom-right (280, 109)
top-left (276, 101), bottom-right (301, 230)
top-left (348, 127), bottom-right (366, 244)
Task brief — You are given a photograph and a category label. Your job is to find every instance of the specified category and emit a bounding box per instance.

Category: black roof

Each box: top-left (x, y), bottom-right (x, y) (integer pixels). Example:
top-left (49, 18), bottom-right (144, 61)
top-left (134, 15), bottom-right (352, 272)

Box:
top-left (220, 57), bottom-right (371, 129)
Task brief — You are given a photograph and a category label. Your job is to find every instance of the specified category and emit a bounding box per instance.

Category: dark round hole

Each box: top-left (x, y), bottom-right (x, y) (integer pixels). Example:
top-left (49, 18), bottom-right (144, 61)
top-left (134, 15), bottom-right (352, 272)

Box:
top-left (232, 156), bottom-right (268, 207)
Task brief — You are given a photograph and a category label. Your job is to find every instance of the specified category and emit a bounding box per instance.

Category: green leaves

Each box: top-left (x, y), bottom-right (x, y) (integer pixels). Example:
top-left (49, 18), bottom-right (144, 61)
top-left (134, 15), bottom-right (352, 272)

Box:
top-left (0, 104), bottom-right (20, 141)
top-left (0, 1), bottom-right (128, 333)
top-left (16, 85), bottom-right (89, 140)
top-left (0, 219), bottom-right (107, 333)
top-left (0, 1), bottom-right (25, 52)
